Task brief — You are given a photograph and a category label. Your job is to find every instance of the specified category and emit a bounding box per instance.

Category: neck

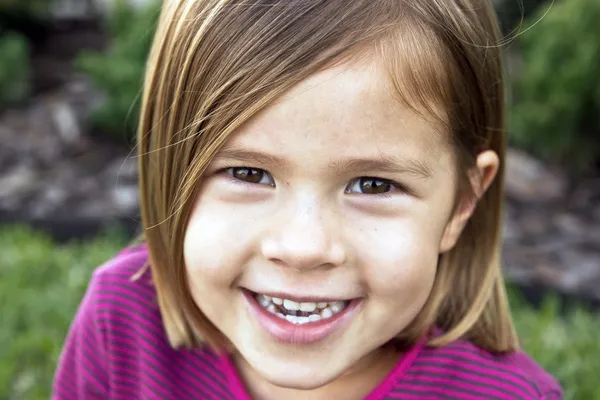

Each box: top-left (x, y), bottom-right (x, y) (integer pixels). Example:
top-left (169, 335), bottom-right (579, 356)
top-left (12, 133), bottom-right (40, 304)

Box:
top-left (233, 344), bottom-right (402, 400)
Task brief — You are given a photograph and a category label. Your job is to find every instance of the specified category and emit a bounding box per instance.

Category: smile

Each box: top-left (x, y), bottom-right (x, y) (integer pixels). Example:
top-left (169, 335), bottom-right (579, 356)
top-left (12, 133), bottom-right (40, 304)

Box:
top-left (243, 289), bottom-right (362, 344)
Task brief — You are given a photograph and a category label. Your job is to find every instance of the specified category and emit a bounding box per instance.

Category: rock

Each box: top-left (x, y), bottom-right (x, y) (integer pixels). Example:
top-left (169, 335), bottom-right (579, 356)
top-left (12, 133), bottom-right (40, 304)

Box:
top-left (554, 213), bottom-right (587, 236)
top-left (0, 166), bottom-right (37, 203)
top-left (30, 186), bottom-right (68, 219)
top-left (557, 248), bottom-right (600, 296)
top-left (519, 211), bottom-right (550, 238)
top-left (105, 156), bottom-right (138, 184)
top-left (504, 149), bottom-right (567, 202)
top-left (502, 211), bottom-right (522, 243)
top-left (110, 184), bottom-right (139, 215)
top-left (50, 102), bottom-right (81, 146)
top-left (50, 0), bottom-right (99, 21)
top-left (535, 263), bottom-right (564, 287)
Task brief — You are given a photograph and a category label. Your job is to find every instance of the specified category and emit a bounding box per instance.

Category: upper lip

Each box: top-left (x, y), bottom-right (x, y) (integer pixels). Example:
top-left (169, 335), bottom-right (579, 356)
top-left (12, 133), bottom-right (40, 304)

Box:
top-left (245, 289), bottom-right (356, 303)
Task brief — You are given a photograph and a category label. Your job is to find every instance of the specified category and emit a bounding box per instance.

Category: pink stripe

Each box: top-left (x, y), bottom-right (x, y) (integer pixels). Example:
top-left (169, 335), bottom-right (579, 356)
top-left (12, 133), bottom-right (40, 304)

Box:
top-left (399, 382), bottom-right (506, 399)
top-left (95, 292), bottom-right (158, 316)
top-left (78, 329), bottom-right (109, 386)
top-left (106, 335), bottom-right (232, 399)
top-left (137, 373), bottom-right (175, 399)
top-left (383, 391), bottom-right (441, 399)
top-left (77, 353), bottom-right (108, 394)
top-left (110, 373), bottom-right (140, 388)
top-left (402, 373), bottom-right (518, 398)
top-left (418, 351), bottom-right (536, 392)
top-left (219, 353), bottom-right (254, 400)
top-left (184, 355), bottom-right (234, 395)
top-left (95, 276), bottom-right (155, 299)
top-left (364, 333), bottom-right (429, 400)
top-left (107, 342), bottom-right (140, 359)
top-left (408, 364), bottom-right (534, 398)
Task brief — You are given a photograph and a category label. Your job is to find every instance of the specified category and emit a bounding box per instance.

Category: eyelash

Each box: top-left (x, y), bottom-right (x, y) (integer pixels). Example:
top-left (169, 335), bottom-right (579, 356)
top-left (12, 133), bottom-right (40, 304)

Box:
top-left (219, 166), bottom-right (407, 197)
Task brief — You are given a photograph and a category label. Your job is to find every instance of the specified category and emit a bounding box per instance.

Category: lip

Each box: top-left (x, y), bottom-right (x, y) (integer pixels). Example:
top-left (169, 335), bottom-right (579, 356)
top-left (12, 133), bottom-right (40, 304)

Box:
top-left (250, 290), bottom-right (353, 303)
top-left (243, 289), bottom-right (362, 345)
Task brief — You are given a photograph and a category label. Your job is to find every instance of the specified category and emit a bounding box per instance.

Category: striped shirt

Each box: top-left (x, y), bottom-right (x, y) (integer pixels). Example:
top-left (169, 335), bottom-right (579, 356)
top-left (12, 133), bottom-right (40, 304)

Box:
top-left (53, 245), bottom-right (563, 399)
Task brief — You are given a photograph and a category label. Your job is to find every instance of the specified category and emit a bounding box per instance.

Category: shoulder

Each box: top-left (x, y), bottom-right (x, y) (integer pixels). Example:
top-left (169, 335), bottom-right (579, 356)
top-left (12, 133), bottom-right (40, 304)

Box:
top-left (407, 338), bottom-right (563, 399)
top-left (73, 243), bottom-right (164, 355)
top-left (58, 244), bottom-right (234, 399)
top-left (88, 243), bottom-right (158, 323)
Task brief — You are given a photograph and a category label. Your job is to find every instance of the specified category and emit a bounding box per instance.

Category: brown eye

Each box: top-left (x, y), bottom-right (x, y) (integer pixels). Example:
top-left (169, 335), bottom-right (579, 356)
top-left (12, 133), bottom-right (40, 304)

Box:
top-left (227, 167), bottom-right (274, 185)
top-left (360, 178), bottom-right (392, 194)
top-left (346, 177), bottom-right (394, 194)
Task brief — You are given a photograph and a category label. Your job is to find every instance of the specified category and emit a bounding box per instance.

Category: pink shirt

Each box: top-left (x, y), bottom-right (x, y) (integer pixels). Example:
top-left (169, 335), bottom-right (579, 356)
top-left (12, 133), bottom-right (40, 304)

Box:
top-left (53, 245), bottom-right (563, 399)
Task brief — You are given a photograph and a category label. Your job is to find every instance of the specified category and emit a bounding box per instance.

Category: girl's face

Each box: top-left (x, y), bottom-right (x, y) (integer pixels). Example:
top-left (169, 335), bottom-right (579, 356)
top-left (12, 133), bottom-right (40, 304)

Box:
top-left (184, 59), bottom-right (483, 392)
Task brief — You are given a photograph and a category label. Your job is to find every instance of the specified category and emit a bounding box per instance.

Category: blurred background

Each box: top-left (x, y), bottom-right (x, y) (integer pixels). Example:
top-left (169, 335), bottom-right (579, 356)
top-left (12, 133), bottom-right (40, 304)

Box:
top-left (0, 0), bottom-right (598, 399)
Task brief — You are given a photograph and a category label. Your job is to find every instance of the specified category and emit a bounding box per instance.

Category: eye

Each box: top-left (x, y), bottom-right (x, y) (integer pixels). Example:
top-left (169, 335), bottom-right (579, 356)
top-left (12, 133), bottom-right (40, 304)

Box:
top-left (345, 177), bottom-right (396, 195)
top-left (226, 167), bottom-right (275, 186)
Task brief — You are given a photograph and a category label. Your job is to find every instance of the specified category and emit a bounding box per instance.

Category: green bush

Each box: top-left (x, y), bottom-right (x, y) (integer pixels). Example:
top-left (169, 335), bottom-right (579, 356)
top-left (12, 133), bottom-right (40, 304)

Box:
top-left (509, 0), bottom-right (600, 172)
top-left (76, 1), bottom-right (159, 142)
top-left (0, 224), bottom-right (599, 399)
top-left (0, 32), bottom-right (31, 107)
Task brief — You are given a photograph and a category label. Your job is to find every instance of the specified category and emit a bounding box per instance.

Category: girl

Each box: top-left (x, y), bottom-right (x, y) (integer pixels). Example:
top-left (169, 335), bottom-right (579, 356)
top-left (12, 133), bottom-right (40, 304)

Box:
top-left (53, 0), bottom-right (563, 399)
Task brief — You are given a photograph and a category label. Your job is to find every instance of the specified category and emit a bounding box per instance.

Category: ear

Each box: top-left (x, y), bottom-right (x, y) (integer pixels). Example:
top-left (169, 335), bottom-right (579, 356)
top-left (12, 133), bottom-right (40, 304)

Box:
top-left (439, 150), bottom-right (499, 253)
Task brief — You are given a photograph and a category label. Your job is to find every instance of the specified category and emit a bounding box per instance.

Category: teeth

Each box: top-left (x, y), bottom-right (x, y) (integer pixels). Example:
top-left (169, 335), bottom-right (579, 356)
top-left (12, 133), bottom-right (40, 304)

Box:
top-left (258, 295), bottom-right (271, 308)
top-left (272, 297), bottom-right (283, 305)
top-left (255, 293), bottom-right (348, 325)
top-left (299, 302), bottom-right (317, 312)
top-left (321, 307), bottom-right (333, 319)
top-left (283, 299), bottom-right (300, 311)
top-left (330, 301), bottom-right (345, 314)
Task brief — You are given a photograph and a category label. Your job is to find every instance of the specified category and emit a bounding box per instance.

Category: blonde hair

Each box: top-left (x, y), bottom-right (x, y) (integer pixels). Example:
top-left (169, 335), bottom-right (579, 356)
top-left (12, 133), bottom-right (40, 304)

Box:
top-left (137, 0), bottom-right (518, 353)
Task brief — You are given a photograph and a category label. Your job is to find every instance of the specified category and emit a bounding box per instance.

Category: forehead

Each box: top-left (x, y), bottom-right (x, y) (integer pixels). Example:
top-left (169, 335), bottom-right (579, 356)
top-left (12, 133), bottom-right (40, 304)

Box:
top-left (224, 58), bottom-right (451, 169)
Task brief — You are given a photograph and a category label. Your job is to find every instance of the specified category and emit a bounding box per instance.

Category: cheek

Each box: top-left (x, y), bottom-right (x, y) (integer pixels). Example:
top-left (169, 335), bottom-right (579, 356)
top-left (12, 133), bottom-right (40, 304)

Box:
top-left (355, 216), bottom-right (444, 299)
top-left (183, 200), bottom-right (251, 285)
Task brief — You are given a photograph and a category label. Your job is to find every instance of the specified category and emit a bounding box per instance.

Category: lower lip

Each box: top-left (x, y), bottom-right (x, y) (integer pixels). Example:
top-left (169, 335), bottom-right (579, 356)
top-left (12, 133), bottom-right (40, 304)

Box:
top-left (243, 290), bottom-right (362, 345)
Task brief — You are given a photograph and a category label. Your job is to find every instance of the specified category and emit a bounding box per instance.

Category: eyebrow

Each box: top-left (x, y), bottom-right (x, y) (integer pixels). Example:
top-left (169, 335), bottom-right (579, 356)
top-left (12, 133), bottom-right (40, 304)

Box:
top-left (329, 156), bottom-right (433, 180)
top-left (216, 147), bottom-right (434, 180)
top-left (216, 148), bottom-right (288, 170)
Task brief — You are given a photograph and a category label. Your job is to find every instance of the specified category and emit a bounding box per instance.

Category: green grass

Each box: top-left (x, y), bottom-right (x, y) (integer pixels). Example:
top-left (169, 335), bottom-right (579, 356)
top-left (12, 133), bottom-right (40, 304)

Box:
top-left (0, 226), bottom-right (128, 400)
top-left (509, 288), bottom-right (600, 400)
top-left (0, 225), bottom-right (598, 399)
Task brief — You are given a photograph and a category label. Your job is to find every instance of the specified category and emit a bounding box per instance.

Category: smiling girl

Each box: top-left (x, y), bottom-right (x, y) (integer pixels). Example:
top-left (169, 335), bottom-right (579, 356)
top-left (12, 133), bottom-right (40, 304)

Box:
top-left (53, 1), bottom-right (562, 399)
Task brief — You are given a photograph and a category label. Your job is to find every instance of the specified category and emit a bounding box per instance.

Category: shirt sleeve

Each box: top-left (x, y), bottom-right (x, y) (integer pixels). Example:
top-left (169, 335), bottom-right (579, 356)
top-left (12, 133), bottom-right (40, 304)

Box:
top-left (52, 273), bottom-right (110, 399)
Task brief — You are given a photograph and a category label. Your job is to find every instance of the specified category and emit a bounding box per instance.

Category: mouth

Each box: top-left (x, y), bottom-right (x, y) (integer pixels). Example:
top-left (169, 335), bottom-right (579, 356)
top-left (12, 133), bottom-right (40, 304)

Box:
top-left (243, 289), bottom-right (361, 345)
top-left (255, 293), bottom-right (348, 324)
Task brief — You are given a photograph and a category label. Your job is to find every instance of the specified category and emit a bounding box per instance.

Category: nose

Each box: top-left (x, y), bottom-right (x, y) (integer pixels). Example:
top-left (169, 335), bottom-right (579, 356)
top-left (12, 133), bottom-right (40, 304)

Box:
top-left (260, 198), bottom-right (346, 271)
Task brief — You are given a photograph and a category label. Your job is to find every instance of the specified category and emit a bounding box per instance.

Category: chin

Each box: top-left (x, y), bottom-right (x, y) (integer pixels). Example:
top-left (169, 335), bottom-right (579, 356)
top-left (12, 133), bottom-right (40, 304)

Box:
top-left (262, 372), bottom-right (338, 391)
top-left (250, 356), bottom-right (345, 391)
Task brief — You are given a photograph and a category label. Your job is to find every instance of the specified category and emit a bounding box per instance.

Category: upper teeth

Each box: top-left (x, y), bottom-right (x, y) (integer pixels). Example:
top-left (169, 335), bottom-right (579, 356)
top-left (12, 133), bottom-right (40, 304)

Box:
top-left (283, 299), bottom-right (319, 312)
top-left (255, 293), bottom-right (348, 324)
